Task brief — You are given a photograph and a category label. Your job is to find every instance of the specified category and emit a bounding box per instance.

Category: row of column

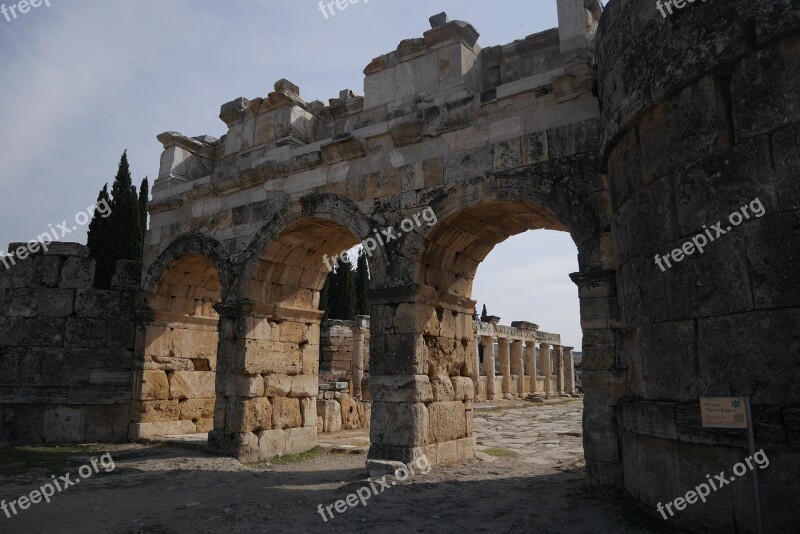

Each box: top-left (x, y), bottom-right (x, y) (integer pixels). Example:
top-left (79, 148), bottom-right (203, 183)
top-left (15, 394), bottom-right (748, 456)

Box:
top-left (476, 336), bottom-right (576, 400)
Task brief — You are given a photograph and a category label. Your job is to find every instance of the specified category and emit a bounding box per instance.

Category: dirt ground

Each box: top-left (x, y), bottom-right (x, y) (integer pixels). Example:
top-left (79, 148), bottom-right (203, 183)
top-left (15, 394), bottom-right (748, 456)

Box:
top-left (0, 399), bottom-right (682, 534)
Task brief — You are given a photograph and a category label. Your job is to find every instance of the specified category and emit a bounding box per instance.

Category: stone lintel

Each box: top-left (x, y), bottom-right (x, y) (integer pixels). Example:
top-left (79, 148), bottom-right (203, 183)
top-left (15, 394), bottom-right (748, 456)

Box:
top-left (219, 97), bottom-right (250, 127)
top-left (156, 131), bottom-right (217, 158)
top-left (320, 134), bottom-right (366, 164)
top-left (423, 19), bottom-right (480, 51)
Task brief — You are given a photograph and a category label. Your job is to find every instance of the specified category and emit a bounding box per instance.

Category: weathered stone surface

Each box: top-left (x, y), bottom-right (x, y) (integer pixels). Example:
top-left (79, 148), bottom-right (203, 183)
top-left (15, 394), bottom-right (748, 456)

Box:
top-left (58, 257), bottom-right (95, 289)
top-left (271, 396), bottom-right (301, 429)
top-left (179, 398), bottom-right (215, 421)
top-left (317, 399), bottom-right (342, 432)
top-left (169, 371), bottom-right (216, 400)
top-left (428, 401), bottom-right (467, 443)
top-left (226, 397), bottom-right (272, 433)
top-left (138, 370), bottom-right (170, 401)
top-left (131, 400), bottom-right (180, 423)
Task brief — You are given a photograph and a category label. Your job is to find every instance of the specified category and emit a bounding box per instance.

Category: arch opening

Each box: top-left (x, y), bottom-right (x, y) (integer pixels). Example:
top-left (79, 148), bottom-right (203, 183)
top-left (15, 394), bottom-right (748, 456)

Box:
top-left (131, 253), bottom-right (222, 439)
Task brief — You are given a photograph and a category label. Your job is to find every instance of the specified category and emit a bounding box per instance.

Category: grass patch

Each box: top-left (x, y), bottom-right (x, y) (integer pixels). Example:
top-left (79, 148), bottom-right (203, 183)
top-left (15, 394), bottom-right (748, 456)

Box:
top-left (0, 445), bottom-right (108, 476)
top-left (247, 447), bottom-right (320, 467)
top-left (482, 447), bottom-right (519, 458)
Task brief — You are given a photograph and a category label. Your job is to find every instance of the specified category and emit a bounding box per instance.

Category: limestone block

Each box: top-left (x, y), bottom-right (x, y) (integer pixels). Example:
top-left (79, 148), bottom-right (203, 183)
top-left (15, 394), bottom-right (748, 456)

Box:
top-left (224, 374), bottom-right (264, 397)
top-left (428, 401), bottom-right (467, 443)
top-left (169, 371), bottom-right (216, 400)
top-left (21, 318), bottom-right (65, 347)
top-left (65, 318), bottom-right (107, 348)
top-left (289, 375), bottom-right (318, 397)
top-left (493, 138), bottom-right (523, 171)
top-left (194, 418), bottom-right (213, 433)
top-left (74, 290), bottom-right (123, 319)
top-left (450, 377), bottom-right (475, 401)
top-left (243, 339), bottom-right (302, 375)
top-left (370, 402), bottom-right (429, 447)
top-left (340, 394), bottom-right (368, 430)
top-left (37, 289), bottom-right (74, 318)
top-left (129, 420), bottom-right (196, 440)
top-left (272, 397), bottom-right (302, 429)
top-left (139, 370), bottom-right (170, 401)
top-left (84, 404), bottom-right (130, 442)
top-left (316, 416), bottom-right (324, 433)
top-left (3, 288), bottom-right (38, 317)
top-left (430, 375), bottom-right (456, 401)
top-left (58, 257), bottom-right (95, 289)
top-left (317, 399), bottom-right (342, 433)
top-left (32, 255), bottom-right (63, 288)
top-left (131, 400), bottom-right (180, 423)
top-left (369, 375), bottom-right (433, 403)
top-left (285, 427), bottom-right (316, 455)
top-left (151, 355), bottom-right (193, 372)
top-left (179, 398), bottom-right (215, 421)
top-left (264, 374), bottom-right (293, 396)
top-left (107, 320), bottom-right (136, 350)
top-left (300, 397), bottom-right (317, 428)
top-left (257, 428), bottom-right (286, 457)
top-left (226, 397), bottom-right (272, 433)
top-left (42, 407), bottom-right (85, 442)
top-left (89, 369), bottom-right (132, 386)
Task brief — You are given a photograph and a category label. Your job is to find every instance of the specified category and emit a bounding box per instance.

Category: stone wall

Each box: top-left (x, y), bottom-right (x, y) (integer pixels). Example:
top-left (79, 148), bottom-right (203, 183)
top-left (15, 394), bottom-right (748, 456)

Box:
top-left (0, 244), bottom-right (139, 445)
top-left (319, 319), bottom-right (370, 382)
top-left (598, 0), bottom-right (800, 531)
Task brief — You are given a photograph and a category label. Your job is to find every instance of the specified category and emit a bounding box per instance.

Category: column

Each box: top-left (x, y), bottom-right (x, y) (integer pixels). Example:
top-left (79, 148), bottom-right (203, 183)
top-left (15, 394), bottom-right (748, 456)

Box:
top-left (553, 345), bottom-right (564, 394)
top-left (351, 315), bottom-right (369, 399)
top-left (482, 336), bottom-right (496, 400)
top-left (563, 346), bottom-right (575, 394)
top-left (473, 336), bottom-right (481, 398)
top-left (511, 340), bottom-right (524, 398)
top-left (498, 337), bottom-right (511, 399)
top-left (525, 342), bottom-right (537, 394)
top-left (540, 342), bottom-right (551, 397)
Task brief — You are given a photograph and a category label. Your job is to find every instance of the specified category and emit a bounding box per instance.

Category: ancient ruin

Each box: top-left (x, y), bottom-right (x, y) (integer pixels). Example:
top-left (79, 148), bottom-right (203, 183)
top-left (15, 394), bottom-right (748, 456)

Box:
top-left (1, 0), bottom-right (798, 531)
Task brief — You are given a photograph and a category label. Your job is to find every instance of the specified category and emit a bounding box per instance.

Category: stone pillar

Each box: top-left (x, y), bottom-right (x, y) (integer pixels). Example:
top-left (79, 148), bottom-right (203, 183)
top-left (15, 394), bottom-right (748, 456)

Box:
top-left (562, 346), bottom-right (575, 394)
top-left (553, 345), bottom-right (564, 394)
top-left (539, 342), bottom-right (551, 397)
top-left (498, 337), bottom-right (511, 399)
top-left (556, 0), bottom-right (597, 53)
top-left (351, 315), bottom-right (369, 399)
top-left (525, 342), bottom-right (537, 394)
top-left (511, 340), bottom-right (524, 398)
top-left (482, 336), bottom-right (496, 400)
top-left (473, 336), bottom-right (481, 398)
top-left (366, 288), bottom-right (475, 471)
top-left (208, 301), bottom-right (319, 462)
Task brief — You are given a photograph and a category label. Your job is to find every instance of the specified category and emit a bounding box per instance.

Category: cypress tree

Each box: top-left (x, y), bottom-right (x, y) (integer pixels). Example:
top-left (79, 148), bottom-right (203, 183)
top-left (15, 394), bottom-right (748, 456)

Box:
top-left (88, 151), bottom-right (144, 288)
top-left (331, 258), bottom-right (356, 320)
top-left (481, 304), bottom-right (489, 322)
top-left (87, 185), bottom-right (113, 287)
top-left (355, 248), bottom-right (369, 316)
top-left (139, 177), bottom-right (149, 237)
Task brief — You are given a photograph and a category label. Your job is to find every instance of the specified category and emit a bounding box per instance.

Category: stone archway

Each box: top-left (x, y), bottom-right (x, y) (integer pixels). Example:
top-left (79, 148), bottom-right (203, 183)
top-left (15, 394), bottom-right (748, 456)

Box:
top-left (366, 171), bottom-right (617, 470)
top-left (207, 194), bottom-right (382, 460)
top-left (131, 233), bottom-right (230, 439)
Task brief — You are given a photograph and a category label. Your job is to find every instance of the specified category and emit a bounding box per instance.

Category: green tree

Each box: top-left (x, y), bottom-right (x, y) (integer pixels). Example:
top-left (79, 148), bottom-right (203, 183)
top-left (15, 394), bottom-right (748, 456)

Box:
top-left (480, 304), bottom-right (489, 322)
top-left (86, 185), bottom-right (113, 286)
top-left (138, 177), bottom-right (149, 237)
top-left (88, 151), bottom-right (145, 288)
top-left (355, 248), bottom-right (370, 316)
top-left (331, 257), bottom-right (357, 320)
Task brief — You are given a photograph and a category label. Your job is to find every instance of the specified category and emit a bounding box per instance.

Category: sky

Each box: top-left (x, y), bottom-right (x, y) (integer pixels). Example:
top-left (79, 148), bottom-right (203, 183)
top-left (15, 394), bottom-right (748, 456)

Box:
top-left (0, 0), bottom-right (581, 347)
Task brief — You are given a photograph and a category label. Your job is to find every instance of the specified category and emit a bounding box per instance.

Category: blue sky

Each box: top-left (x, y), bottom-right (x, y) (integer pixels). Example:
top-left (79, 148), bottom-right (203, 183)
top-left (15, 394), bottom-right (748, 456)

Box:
top-left (0, 0), bottom-right (581, 347)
